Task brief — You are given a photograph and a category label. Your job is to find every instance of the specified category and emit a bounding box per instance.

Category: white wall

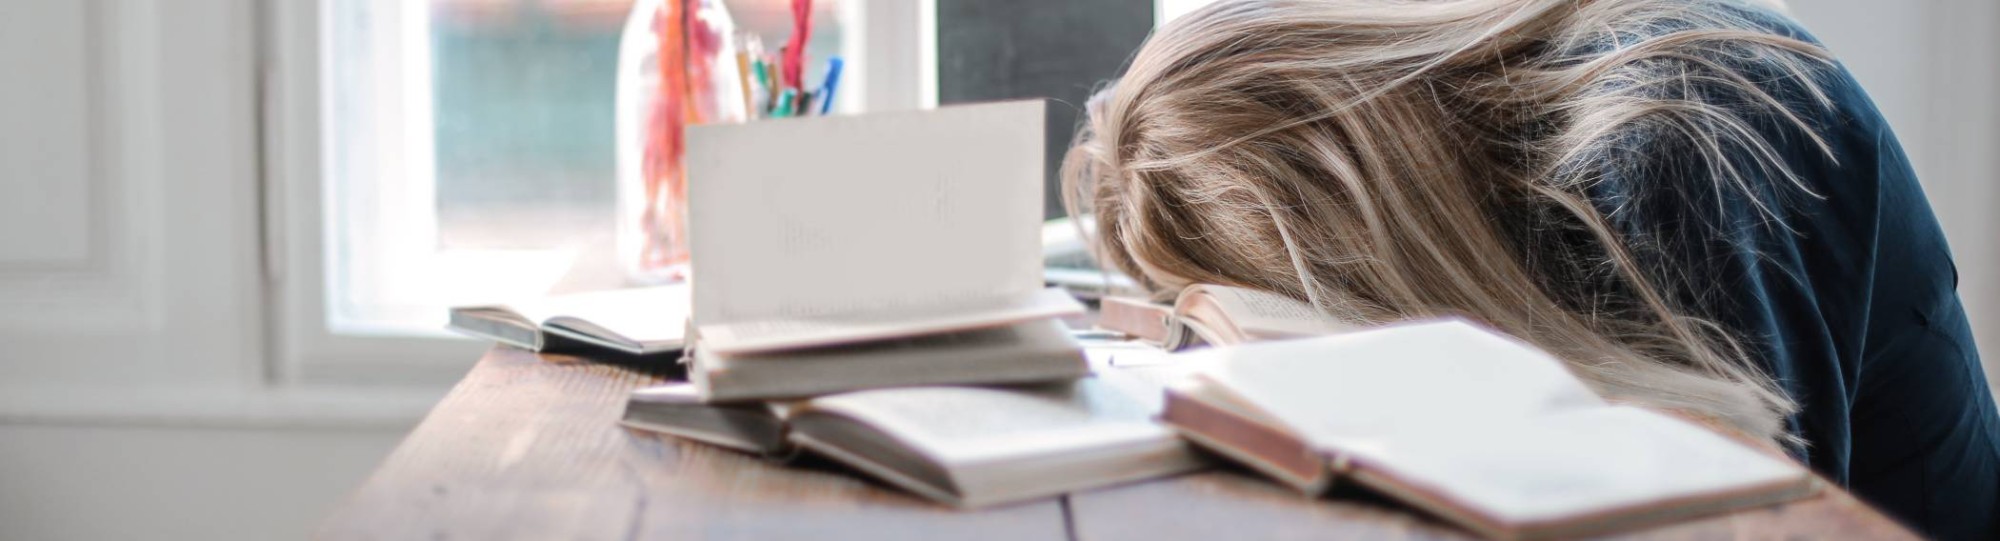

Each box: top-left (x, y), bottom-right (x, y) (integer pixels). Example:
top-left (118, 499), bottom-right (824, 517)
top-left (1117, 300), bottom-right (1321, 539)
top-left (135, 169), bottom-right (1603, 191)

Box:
top-left (0, 425), bottom-right (404, 540)
top-left (0, 1), bottom-right (423, 539)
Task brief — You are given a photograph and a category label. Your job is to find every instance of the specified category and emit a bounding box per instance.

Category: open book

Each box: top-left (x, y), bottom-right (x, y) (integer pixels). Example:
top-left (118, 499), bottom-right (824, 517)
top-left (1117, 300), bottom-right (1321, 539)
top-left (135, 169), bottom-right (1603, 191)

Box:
top-left (1098, 284), bottom-right (1351, 350)
top-left (1162, 320), bottom-right (1817, 541)
top-left (621, 382), bottom-right (791, 456)
top-left (679, 100), bottom-right (1087, 399)
top-left (447, 285), bottom-right (690, 355)
top-left (685, 99), bottom-right (1077, 357)
top-left (622, 363), bottom-right (1206, 508)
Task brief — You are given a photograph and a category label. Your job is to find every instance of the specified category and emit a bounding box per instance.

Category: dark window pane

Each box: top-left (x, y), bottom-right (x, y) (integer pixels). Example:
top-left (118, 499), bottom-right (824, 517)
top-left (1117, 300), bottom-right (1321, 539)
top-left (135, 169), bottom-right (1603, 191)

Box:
top-left (937, 0), bottom-right (1155, 219)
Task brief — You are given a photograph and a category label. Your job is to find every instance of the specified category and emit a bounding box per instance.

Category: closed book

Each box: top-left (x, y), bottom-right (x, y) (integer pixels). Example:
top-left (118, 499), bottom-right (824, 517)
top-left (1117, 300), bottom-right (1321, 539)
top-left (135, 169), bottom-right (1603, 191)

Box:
top-left (688, 318), bottom-right (1087, 402)
top-left (786, 364), bottom-right (1207, 508)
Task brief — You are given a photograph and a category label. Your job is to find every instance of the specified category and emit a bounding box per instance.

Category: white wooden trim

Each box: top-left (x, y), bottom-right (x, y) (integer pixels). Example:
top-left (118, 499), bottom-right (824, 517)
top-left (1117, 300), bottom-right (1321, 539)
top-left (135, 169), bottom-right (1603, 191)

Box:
top-left (0, 0), bottom-right (266, 386)
top-left (266, 0), bottom-right (487, 385)
top-left (0, 384), bottom-right (438, 431)
top-left (858, 0), bottom-right (934, 111)
top-left (264, 0), bottom-right (933, 384)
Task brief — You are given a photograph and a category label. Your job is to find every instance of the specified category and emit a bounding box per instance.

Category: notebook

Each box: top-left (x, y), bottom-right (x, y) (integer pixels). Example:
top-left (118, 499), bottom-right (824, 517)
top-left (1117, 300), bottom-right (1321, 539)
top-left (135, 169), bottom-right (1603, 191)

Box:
top-left (1098, 284), bottom-right (1351, 350)
top-left (684, 99), bottom-right (1076, 357)
top-left (447, 285), bottom-right (690, 355)
top-left (1162, 319), bottom-right (1817, 541)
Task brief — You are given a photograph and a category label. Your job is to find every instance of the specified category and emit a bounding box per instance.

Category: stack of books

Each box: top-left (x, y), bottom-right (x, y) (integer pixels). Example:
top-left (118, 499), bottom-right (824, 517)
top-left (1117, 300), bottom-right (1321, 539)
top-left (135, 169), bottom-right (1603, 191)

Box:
top-left (630, 100), bottom-right (1208, 508)
top-left (459, 102), bottom-right (1820, 539)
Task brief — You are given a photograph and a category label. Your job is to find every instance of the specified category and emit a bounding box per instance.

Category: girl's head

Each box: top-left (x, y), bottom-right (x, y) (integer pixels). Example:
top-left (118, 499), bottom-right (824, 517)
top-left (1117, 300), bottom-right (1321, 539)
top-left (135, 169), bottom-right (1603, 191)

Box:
top-left (1063, 0), bottom-right (1832, 441)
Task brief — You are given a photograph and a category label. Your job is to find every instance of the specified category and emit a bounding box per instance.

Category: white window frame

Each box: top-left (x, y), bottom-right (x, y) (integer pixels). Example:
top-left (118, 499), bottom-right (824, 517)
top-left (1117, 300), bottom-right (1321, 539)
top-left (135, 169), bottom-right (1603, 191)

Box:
top-left (265, 0), bottom-right (935, 385)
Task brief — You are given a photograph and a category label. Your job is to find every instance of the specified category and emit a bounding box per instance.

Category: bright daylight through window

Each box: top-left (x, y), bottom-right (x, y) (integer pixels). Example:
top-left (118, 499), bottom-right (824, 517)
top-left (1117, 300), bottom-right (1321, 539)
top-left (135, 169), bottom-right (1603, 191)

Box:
top-left (320, 0), bottom-right (855, 336)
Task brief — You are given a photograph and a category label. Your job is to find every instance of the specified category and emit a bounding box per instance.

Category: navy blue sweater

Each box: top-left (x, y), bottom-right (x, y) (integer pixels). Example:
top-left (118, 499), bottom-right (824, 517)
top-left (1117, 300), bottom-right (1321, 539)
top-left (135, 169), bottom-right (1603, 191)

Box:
top-left (1582, 7), bottom-right (2000, 539)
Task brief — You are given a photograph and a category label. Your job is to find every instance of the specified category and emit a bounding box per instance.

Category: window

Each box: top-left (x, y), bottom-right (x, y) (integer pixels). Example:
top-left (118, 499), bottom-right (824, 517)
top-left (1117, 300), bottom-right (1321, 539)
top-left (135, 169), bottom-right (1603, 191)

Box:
top-left (317, 0), bottom-right (878, 340)
top-left (275, 0), bottom-right (1161, 378)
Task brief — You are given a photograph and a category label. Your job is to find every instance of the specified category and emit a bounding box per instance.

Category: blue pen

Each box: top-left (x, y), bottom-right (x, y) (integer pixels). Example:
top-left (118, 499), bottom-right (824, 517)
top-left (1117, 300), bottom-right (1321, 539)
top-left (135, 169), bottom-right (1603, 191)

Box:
top-left (817, 57), bottom-right (844, 116)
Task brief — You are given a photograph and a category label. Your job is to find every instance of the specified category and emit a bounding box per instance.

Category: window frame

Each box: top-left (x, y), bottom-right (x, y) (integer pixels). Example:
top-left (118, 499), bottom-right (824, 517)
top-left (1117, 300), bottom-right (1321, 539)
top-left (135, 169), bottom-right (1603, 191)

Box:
top-left (266, 0), bottom-right (935, 384)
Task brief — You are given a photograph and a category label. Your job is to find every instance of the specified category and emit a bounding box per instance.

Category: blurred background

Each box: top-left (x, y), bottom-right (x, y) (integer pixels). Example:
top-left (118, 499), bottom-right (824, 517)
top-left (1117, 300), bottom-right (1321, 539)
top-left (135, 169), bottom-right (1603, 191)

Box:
top-left (0, 0), bottom-right (1993, 539)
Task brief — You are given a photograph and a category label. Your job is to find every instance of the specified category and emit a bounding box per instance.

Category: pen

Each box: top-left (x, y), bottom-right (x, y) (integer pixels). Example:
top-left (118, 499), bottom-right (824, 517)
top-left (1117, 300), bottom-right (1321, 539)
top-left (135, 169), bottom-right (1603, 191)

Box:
top-left (817, 57), bottom-right (844, 115)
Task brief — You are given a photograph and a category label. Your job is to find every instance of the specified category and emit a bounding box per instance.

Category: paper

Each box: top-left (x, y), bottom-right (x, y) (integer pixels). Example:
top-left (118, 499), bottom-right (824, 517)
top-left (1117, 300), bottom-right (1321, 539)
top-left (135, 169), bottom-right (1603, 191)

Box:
top-left (1196, 285), bottom-right (1347, 337)
top-left (802, 368), bottom-right (1176, 466)
top-left (1351, 406), bottom-right (1808, 525)
top-left (695, 287), bottom-right (1081, 355)
top-left (685, 100), bottom-right (1049, 333)
top-left (1188, 319), bottom-right (1605, 450)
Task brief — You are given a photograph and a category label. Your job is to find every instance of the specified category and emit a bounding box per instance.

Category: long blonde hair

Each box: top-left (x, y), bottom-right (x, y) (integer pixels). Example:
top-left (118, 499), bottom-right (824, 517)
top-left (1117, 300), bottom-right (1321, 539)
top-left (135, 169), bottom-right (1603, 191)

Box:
top-left (1063, 0), bottom-right (1836, 442)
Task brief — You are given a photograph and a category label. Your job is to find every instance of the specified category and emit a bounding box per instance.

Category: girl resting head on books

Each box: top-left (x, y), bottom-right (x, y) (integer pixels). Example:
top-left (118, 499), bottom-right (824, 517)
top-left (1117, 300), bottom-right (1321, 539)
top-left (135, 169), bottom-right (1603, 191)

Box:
top-left (1061, 0), bottom-right (1998, 538)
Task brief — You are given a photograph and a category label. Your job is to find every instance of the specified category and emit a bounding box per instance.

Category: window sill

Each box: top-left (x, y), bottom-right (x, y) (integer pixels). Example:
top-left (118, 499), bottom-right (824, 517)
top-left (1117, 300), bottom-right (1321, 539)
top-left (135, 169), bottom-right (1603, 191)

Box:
top-left (0, 383), bottom-right (448, 431)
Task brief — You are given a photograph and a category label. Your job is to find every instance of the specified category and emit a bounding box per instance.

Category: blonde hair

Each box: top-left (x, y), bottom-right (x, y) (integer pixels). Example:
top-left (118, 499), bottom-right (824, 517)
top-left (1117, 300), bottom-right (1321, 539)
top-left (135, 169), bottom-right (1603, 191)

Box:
top-left (1064, 0), bottom-right (1836, 442)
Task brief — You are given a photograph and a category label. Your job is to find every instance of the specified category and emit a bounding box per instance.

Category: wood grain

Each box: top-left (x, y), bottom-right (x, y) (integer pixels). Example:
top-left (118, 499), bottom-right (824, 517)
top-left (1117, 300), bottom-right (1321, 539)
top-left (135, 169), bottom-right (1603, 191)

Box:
top-left (316, 347), bottom-right (1066, 541)
top-left (321, 346), bottom-right (1918, 541)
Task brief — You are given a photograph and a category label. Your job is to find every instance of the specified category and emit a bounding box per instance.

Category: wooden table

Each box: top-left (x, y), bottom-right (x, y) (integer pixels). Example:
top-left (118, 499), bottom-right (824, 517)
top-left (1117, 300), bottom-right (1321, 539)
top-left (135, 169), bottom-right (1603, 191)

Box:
top-left (318, 346), bottom-right (1919, 540)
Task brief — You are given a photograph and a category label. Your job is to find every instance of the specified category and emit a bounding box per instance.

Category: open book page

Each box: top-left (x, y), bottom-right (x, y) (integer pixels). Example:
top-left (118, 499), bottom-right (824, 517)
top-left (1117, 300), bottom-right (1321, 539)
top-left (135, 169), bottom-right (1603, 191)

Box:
top-left (1190, 319), bottom-right (1604, 452)
top-left (1346, 405), bottom-right (1812, 529)
top-left (512, 285), bottom-right (690, 345)
top-left (798, 370), bottom-right (1177, 467)
top-left (447, 307), bottom-right (543, 350)
top-left (685, 101), bottom-right (1049, 339)
top-left (695, 287), bottom-right (1082, 355)
top-left (1181, 285), bottom-right (1351, 341)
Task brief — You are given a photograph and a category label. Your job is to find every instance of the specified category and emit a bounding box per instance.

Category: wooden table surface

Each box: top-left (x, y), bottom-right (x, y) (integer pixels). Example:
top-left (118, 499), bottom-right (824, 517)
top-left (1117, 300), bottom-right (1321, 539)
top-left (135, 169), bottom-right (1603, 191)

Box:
top-left (318, 346), bottom-right (1919, 540)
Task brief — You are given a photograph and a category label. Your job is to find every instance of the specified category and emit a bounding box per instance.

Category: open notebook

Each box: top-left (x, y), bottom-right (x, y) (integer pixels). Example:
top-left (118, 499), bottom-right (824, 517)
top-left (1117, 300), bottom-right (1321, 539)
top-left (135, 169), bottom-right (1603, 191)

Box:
top-left (1163, 320), bottom-right (1816, 541)
top-left (447, 285), bottom-right (690, 355)
top-left (1098, 284), bottom-right (1351, 350)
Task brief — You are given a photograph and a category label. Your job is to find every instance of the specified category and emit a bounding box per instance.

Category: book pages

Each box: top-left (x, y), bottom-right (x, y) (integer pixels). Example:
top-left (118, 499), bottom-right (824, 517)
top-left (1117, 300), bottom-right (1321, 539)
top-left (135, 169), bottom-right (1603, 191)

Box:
top-left (1189, 319), bottom-right (1604, 452)
top-left (1186, 285), bottom-right (1349, 339)
top-left (523, 285), bottom-right (691, 345)
top-left (1346, 405), bottom-right (1810, 527)
top-left (685, 100), bottom-right (1048, 332)
top-left (801, 377), bottom-right (1165, 467)
top-left (695, 287), bottom-right (1081, 355)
